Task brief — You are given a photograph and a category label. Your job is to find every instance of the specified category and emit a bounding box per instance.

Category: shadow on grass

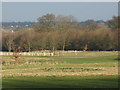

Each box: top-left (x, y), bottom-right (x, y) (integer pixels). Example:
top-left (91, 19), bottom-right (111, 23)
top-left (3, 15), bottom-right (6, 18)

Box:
top-left (2, 75), bottom-right (118, 89)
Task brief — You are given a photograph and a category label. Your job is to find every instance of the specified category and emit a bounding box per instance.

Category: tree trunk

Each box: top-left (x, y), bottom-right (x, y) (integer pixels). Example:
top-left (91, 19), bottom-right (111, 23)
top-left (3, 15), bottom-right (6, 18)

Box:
top-left (28, 42), bottom-right (31, 52)
top-left (62, 44), bottom-right (65, 51)
top-left (8, 48), bottom-right (11, 52)
top-left (8, 44), bottom-right (11, 52)
top-left (53, 47), bottom-right (55, 55)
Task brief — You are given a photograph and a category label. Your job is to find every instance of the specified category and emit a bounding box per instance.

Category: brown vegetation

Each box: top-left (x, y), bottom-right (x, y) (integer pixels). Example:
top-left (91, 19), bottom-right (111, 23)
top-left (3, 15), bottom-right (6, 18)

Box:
top-left (2, 14), bottom-right (118, 52)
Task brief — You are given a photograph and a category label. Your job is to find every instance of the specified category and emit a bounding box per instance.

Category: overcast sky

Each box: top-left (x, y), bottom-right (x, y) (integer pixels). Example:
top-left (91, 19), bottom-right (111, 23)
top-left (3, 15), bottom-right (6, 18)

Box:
top-left (2, 2), bottom-right (118, 22)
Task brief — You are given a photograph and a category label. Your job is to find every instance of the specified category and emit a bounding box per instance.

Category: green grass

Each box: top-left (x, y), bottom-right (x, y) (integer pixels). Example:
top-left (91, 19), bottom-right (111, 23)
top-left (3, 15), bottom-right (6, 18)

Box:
top-left (2, 51), bottom-right (118, 88)
top-left (59, 51), bottom-right (118, 57)
top-left (57, 56), bottom-right (118, 64)
top-left (2, 56), bottom-right (117, 70)
top-left (2, 75), bottom-right (118, 88)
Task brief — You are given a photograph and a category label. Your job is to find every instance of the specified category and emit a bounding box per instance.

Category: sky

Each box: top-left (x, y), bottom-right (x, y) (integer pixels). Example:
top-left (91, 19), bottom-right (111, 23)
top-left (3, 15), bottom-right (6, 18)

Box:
top-left (2, 2), bottom-right (118, 22)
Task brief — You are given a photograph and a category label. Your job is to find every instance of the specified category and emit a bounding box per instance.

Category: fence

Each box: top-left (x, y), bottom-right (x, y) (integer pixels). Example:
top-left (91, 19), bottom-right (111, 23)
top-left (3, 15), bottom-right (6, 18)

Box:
top-left (0, 52), bottom-right (56, 56)
top-left (0, 50), bottom-right (81, 56)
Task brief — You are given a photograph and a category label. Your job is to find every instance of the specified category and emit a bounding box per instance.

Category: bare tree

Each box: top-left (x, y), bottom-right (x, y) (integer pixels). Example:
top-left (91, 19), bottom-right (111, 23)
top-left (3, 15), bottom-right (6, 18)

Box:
top-left (3, 33), bottom-right (13, 52)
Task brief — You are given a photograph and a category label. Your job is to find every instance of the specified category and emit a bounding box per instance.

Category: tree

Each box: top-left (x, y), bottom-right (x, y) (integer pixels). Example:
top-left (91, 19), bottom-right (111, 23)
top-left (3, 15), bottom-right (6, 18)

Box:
top-left (58, 32), bottom-right (68, 51)
top-left (85, 20), bottom-right (98, 30)
top-left (3, 33), bottom-right (13, 52)
top-left (48, 32), bottom-right (59, 54)
top-left (15, 29), bottom-right (34, 52)
top-left (55, 15), bottom-right (78, 31)
top-left (106, 16), bottom-right (119, 30)
top-left (23, 30), bottom-right (34, 52)
top-left (35, 13), bottom-right (55, 32)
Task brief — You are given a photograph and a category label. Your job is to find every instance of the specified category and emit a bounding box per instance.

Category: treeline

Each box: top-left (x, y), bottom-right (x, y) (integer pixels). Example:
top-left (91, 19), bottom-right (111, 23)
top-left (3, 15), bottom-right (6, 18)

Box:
top-left (2, 22), bottom-right (35, 28)
top-left (2, 14), bottom-right (119, 52)
top-left (2, 20), bottom-right (105, 28)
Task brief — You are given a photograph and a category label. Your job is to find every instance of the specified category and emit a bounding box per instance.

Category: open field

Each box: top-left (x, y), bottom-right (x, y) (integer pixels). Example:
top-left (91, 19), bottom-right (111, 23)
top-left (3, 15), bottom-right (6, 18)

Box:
top-left (2, 51), bottom-right (118, 88)
top-left (3, 75), bottom-right (118, 88)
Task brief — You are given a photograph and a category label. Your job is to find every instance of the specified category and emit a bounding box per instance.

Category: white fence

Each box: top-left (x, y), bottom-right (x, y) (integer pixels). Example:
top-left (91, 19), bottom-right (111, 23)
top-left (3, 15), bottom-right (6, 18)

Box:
top-left (0, 50), bottom-right (81, 56)
top-left (0, 52), bottom-right (56, 56)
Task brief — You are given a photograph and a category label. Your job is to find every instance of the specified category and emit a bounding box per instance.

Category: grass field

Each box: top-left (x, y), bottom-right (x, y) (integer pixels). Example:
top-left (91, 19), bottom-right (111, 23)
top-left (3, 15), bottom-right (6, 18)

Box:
top-left (2, 51), bottom-right (119, 88)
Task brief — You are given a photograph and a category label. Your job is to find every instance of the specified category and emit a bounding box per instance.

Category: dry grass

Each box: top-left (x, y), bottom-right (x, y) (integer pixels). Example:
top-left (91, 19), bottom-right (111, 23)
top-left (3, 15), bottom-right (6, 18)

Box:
top-left (2, 51), bottom-right (118, 77)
